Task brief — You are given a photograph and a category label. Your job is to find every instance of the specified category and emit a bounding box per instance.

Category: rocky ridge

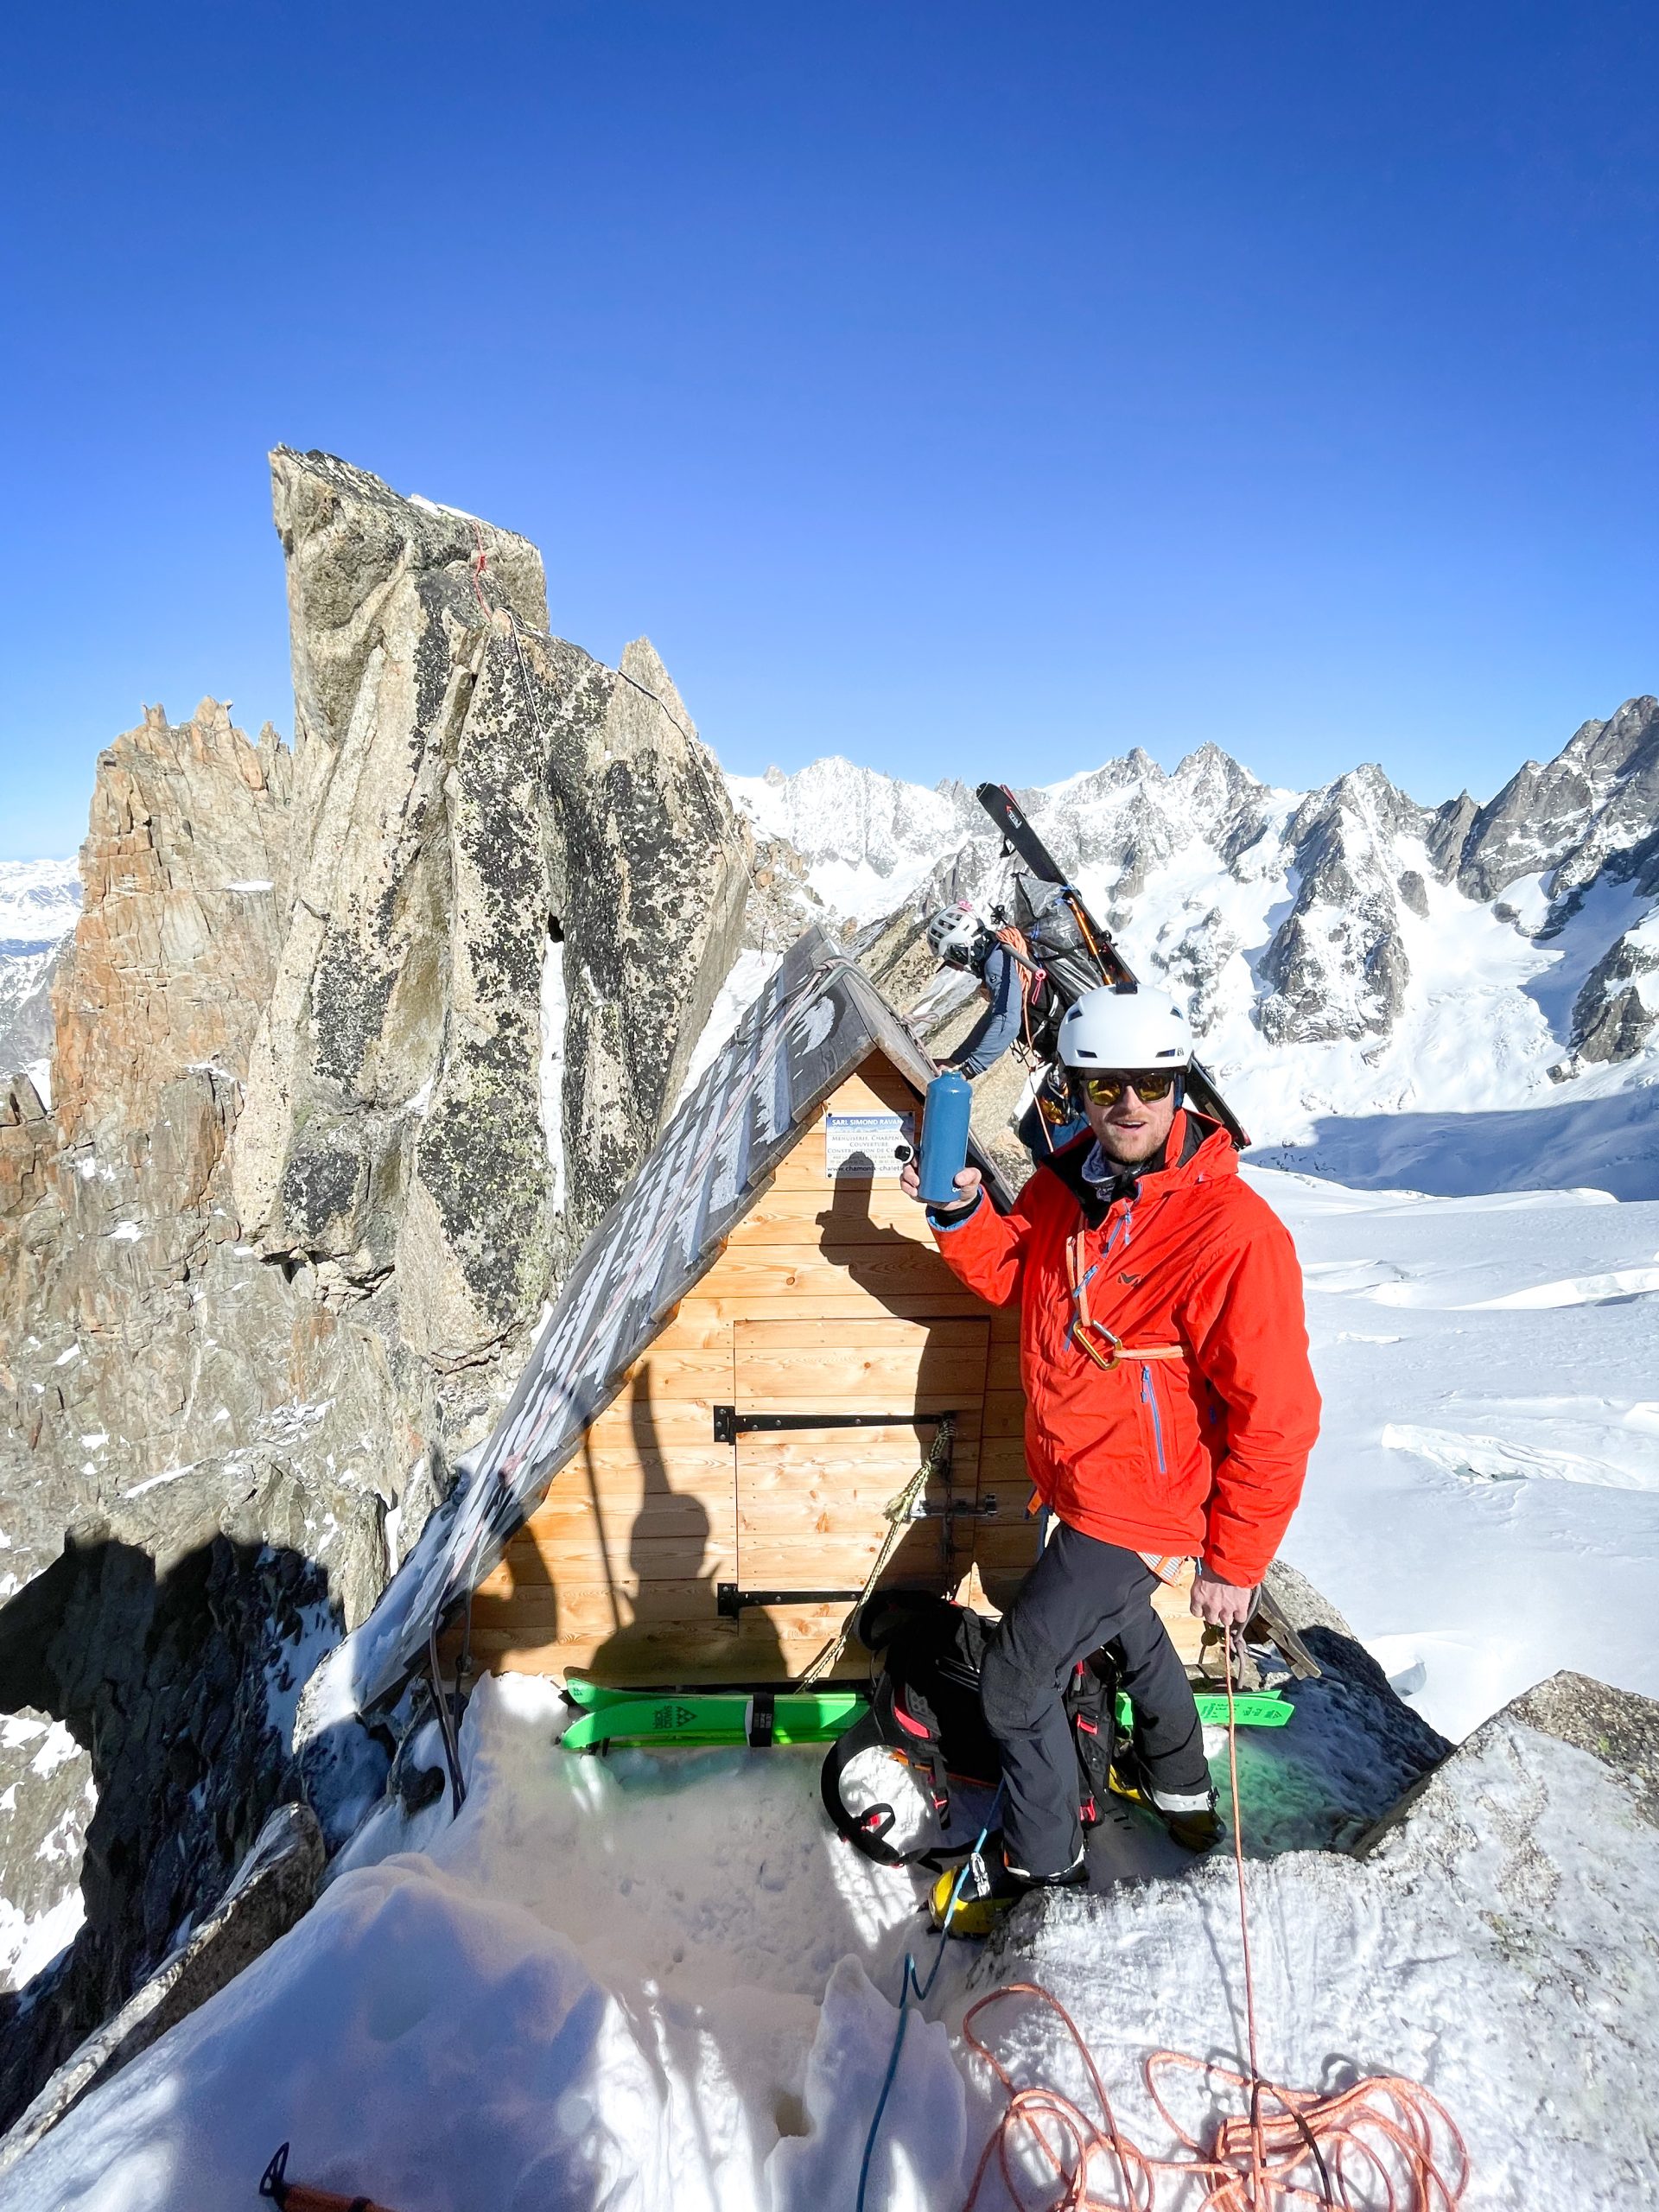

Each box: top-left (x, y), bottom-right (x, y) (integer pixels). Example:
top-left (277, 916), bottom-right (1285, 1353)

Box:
top-left (0, 451), bottom-right (753, 2125)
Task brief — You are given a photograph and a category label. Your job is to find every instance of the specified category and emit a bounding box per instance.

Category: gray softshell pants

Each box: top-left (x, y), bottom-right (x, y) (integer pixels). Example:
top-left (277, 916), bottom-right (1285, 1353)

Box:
top-left (980, 1520), bottom-right (1209, 1879)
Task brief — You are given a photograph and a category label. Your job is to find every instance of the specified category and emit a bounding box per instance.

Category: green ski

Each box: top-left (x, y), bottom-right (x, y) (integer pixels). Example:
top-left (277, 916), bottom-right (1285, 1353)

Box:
top-left (1116, 1688), bottom-right (1292, 1731)
top-left (559, 1678), bottom-right (1291, 1752)
top-left (561, 1687), bottom-right (868, 1753)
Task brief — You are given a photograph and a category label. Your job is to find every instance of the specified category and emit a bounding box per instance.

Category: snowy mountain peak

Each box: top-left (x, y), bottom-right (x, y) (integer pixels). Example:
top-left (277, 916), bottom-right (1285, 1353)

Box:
top-left (728, 697), bottom-right (1659, 1142)
top-left (1452, 695), bottom-right (1659, 906)
top-left (0, 857), bottom-right (80, 950)
top-left (0, 857), bottom-right (81, 1090)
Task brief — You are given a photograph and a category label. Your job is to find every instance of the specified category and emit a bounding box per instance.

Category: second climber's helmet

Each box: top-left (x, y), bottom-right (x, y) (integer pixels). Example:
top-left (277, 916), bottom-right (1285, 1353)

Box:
top-left (925, 902), bottom-right (994, 973)
top-left (1058, 988), bottom-right (1194, 1071)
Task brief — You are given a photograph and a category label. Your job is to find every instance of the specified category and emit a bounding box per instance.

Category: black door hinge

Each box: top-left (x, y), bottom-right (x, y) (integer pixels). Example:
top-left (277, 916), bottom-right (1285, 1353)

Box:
top-left (713, 1406), bottom-right (952, 1444)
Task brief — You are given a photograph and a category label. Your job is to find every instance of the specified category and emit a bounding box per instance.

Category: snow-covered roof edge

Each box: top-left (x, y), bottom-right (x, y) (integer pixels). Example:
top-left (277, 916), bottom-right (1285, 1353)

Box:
top-left (337, 925), bottom-right (1010, 1713)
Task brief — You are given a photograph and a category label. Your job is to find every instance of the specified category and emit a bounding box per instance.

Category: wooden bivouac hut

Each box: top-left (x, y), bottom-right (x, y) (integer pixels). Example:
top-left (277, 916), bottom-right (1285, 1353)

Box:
top-left (338, 929), bottom-right (1200, 1713)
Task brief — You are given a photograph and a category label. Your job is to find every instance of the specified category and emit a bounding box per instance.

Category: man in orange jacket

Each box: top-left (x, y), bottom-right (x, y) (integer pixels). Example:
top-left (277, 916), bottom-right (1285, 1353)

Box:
top-left (901, 987), bottom-right (1320, 1930)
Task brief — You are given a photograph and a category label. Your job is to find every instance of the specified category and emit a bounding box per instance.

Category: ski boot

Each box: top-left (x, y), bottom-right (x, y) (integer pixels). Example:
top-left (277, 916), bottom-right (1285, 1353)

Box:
top-left (1109, 1751), bottom-right (1224, 1853)
top-left (929, 1840), bottom-right (1087, 1938)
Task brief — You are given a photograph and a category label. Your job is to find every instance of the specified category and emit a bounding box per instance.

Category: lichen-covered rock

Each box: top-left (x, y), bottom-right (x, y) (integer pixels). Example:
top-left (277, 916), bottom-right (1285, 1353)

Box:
top-left (1498, 1669), bottom-right (1659, 1827)
top-left (52, 702), bottom-right (291, 1141)
top-left (235, 451), bottom-right (747, 1352)
top-left (0, 701), bottom-right (345, 1604)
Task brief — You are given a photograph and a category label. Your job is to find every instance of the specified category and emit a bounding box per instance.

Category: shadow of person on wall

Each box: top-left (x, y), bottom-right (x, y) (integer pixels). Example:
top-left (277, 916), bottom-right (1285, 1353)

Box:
top-left (469, 1161), bottom-right (985, 1700)
top-left (581, 1370), bottom-right (789, 1688)
top-left (813, 1160), bottom-right (943, 1305)
top-left (810, 1163), bottom-right (990, 1597)
top-left (0, 1523), bottom-right (357, 2133)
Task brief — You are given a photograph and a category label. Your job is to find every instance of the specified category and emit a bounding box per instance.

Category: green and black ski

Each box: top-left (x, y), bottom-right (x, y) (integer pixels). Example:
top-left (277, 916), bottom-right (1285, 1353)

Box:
top-left (559, 1676), bottom-right (1290, 1753)
top-left (560, 1680), bottom-right (868, 1753)
top-left (974, 780), bottom-right (1250, 1147)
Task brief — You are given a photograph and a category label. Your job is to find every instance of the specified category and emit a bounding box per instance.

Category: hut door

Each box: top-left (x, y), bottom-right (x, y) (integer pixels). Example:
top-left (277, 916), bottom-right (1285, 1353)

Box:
top-left (727, 1318), bottom-right (990, 1600)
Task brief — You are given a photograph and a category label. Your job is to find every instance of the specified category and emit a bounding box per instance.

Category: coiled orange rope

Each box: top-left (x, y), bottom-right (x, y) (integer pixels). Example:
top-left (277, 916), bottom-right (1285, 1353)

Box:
top-left (958, 1630), bottom-right (1470, 2211)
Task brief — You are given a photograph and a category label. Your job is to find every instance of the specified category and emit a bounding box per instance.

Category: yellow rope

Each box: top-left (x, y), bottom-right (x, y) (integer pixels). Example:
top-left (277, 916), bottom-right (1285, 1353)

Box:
top-left (794, 1415), bottom-right (957, 1686)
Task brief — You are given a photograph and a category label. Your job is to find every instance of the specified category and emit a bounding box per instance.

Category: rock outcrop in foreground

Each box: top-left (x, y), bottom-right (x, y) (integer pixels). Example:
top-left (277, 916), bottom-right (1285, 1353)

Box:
top-left (991, 1667), bottom-right (1659, 2208)
top-left (0, 452), bottom-right (751, 2125)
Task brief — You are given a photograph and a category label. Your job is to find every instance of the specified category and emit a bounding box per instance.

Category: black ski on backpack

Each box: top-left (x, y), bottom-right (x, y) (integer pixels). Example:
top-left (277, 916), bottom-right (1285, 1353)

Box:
top-left (820, 1591), bottom-right (1120, 1867)
top-left (973, 781), bottom-right (1251, 1147)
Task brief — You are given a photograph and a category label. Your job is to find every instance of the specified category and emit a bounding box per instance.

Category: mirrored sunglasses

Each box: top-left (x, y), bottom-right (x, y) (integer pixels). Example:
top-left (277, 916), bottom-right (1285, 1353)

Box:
top-left (1077, 1071), bottom-right (1179, 1106)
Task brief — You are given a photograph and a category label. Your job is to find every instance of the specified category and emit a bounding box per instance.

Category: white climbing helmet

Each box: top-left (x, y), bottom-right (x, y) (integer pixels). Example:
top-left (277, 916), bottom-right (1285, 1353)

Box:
top-left (925, 902), bottom-right (993, 972)
top-left (1058, 987), bottom-right (1194, 1071)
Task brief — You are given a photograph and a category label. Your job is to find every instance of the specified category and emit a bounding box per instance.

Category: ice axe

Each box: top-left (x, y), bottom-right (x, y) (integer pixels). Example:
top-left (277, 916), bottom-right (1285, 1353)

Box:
top-left (258, 2141), bottom-right (401, 2212)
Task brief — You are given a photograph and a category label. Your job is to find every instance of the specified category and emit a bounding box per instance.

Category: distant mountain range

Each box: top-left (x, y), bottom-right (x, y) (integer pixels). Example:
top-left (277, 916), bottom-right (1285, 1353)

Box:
top-left (729, 694), bottom-right (1659, 1189)
top-left (0, 860), bottom-right (80, 1095)
top-left (12, 695), bottom-right (1658, 1190)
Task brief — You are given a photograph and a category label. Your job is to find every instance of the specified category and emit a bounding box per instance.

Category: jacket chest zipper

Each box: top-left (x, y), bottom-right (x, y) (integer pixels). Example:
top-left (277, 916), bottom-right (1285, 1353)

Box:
top-left (1141, 1364), bottom-right (1167, 1474)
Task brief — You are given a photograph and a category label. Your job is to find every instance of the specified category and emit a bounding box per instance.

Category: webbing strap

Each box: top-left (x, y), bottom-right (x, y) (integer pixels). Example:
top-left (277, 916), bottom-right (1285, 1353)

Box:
top-left (1065, 1227), bottom-right (1183, 1371)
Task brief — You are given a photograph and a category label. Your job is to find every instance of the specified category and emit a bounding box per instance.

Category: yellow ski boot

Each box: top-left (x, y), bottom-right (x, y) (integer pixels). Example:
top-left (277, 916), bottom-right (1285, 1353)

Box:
top-left (929, 1843), bottom-right (1088, 1937)
top-left (1109, 1755), bottom-right (1224, 1853)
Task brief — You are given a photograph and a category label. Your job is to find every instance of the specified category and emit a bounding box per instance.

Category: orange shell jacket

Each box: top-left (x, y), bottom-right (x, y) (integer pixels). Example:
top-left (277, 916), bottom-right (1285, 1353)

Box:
top-left (931, 1113), bottom-right (1320, 1587)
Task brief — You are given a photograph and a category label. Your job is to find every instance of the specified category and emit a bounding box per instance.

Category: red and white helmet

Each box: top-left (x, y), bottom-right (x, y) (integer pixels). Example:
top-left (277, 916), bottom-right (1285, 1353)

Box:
top-left (1058, 988), bottom-right (1193, 1071)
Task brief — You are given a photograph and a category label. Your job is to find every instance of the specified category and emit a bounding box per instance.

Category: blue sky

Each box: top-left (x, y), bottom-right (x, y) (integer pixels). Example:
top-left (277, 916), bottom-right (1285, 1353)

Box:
top-left (1, 1), bottom-right (1654, 856)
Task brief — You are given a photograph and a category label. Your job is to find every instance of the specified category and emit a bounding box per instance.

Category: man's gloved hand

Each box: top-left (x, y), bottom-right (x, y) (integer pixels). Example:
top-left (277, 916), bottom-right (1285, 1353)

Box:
top-left (1190, 1565), bottom-right (1256, 1629)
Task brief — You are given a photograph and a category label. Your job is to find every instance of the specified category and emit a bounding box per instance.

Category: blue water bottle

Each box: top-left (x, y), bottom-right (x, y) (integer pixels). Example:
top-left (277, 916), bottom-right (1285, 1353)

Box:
top-left (918, 1071), bottom-right (975, 1205)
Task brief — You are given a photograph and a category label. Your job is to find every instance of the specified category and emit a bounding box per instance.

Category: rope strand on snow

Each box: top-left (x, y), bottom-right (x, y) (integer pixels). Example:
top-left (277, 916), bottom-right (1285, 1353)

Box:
top-left (857, 1794), bottom-right (1005, 2212)
top-left (957, 1624), bottom-right (1471, 2212)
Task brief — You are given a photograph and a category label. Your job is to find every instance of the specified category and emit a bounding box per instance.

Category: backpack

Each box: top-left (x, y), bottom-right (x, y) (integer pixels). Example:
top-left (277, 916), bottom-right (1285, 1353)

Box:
top-left (819, 1590), bottom-right (1121, 1867)
top-left (1007, 876), bottom-right (1108, 1061)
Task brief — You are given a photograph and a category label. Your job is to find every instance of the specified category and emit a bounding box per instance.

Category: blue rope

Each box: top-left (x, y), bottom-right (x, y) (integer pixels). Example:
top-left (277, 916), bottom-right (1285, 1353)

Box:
top-left (855, 1794), bottom-right (1002, 2212)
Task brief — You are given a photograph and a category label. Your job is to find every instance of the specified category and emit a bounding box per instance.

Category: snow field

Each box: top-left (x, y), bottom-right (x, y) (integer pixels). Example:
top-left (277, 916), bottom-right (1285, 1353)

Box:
top-left (3, 1595), bottom-right (1447, 2210)
top-left (1254, 1166), bottom-right (1659, 1740)
top-left (1105, 827), bottom-right (1657, 1143)
top-left (14, 1661), bottom-right (1655, 2209)
top-left (6, 1675), bottom-right (971, 2212)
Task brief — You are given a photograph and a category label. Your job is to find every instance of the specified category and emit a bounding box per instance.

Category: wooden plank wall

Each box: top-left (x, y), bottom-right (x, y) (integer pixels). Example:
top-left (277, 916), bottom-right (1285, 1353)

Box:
top-left (467, 1052), bottom-right (1200, 1682)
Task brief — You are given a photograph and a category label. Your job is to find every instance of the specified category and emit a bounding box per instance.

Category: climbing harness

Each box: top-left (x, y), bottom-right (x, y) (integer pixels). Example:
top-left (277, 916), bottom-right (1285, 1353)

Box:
top-left (1065, 1227), bottom-right (1185, 1375)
